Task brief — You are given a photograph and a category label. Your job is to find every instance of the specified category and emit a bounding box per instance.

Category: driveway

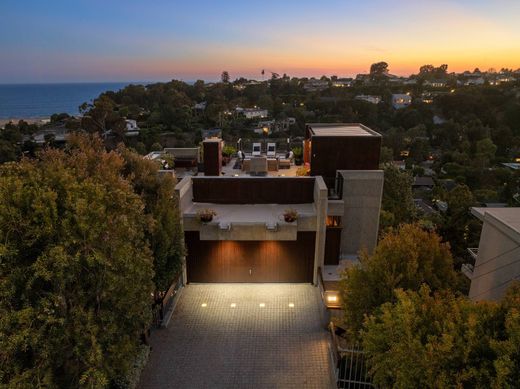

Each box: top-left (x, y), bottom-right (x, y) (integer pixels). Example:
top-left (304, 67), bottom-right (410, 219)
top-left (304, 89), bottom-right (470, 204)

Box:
top-left (138, 284), bottom-right (334, 389)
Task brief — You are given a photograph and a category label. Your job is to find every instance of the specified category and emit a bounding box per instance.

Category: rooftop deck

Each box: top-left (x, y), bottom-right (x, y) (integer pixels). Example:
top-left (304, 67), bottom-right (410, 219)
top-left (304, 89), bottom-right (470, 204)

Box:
top-left (220, 157), bottom-right (302, 177)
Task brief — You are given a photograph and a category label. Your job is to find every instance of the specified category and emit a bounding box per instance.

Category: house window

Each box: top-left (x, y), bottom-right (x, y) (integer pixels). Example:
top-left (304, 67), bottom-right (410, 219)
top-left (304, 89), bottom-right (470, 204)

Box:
top-left (327, 216), bottom-right (342, 227)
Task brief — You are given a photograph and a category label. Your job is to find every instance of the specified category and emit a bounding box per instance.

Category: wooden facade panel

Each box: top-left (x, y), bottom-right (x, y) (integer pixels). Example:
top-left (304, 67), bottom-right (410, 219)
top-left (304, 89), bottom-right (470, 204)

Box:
top-left (192, 177), bottom-right (315, 204)
top-left (324, 227), bottom-right (342, 265)
top-left (185, 231), bottom-right (315, 283)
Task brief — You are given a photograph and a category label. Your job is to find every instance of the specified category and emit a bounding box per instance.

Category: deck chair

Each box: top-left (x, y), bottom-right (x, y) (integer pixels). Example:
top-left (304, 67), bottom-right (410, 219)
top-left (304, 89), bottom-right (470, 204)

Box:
top-left (252, 143), bottom-right (262, 156)
top-left (266, 143), bottom-right (276, 158)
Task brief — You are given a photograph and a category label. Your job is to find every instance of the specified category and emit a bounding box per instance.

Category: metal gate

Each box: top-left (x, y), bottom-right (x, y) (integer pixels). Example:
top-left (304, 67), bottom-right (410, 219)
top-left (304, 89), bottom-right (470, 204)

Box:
top-left (329, 323), bottom-right (374, 388)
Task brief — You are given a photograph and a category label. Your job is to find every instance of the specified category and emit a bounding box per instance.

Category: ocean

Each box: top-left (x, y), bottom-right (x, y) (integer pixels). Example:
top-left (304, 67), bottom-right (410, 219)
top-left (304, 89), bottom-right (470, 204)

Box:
top-left (0, 82), bottom-right (138, 119)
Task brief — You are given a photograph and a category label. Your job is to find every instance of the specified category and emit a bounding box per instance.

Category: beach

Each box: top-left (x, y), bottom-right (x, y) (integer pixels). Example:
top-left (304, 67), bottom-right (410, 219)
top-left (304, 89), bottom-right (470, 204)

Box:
top-left (0, 117), bottom-right (50, 128)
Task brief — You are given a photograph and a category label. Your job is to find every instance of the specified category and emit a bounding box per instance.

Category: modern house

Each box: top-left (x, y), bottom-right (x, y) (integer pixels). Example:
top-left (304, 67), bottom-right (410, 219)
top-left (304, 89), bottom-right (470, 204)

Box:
top-left (175, 123), bottom-right (383, 307)
top-left (304, 80), bottom-right (329, 92)
top-left (424, 79), bottom-right (447, 88)
top-left (125, 119), bottom-right (140, 136)
top-left (463, 207), bottom-right (520, 301)
top-left (354, 95), bottom-right (381, 104)
top-left (331, 79), bottom-right (353, 88)
top-left (392, 94), bottom-right (412, 109)
top-left (236, 107), bottom-right (269, 119)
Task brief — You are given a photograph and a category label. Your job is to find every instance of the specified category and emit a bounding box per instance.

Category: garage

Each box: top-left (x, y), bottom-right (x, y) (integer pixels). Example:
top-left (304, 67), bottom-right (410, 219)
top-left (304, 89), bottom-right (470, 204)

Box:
top-left (185, 231), bottom-right (315, 283)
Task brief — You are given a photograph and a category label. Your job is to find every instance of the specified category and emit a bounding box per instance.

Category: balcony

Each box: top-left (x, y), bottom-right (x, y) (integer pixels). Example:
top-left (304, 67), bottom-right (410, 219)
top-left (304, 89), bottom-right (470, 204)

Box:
top-left (467, 247), bottom-right (479, 260)
top-left (461, 263), bottom-right (474, 279)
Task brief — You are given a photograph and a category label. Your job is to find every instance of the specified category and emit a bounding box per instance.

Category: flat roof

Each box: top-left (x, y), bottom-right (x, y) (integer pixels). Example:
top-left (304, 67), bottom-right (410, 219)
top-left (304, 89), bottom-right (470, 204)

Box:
top-left (472, 207), bottom-right (520, 238)
top-left (307, 123), bottom-right (381, 137)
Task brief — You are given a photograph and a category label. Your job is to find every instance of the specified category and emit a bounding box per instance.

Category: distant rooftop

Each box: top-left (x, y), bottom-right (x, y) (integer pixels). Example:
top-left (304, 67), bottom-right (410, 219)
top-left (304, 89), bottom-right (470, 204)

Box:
top-left (307, 123), bottom-right (381, 137)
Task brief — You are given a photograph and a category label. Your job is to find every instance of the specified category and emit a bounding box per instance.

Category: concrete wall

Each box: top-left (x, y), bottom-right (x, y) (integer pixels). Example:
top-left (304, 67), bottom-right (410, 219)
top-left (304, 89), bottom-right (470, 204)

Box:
top-left (469, 212), bottom-right (520, 301)
top-left (313, 176), bottom-right (328, 284)
top-left (339, 170), bottom-right (384, 257)
top-left (174, 177), bottom-right (192, 284)
top-left (176, 176), bottom-right (328, 284)
top-left (175, 176), bottom-right (193, 214)
top-left (164, 147), bottom-right (200, 162)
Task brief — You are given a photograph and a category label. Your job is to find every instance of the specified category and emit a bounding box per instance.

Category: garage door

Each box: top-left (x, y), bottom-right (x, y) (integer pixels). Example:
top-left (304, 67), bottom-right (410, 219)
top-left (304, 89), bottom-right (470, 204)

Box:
top-left (185, 231), bottom-right (315, 283)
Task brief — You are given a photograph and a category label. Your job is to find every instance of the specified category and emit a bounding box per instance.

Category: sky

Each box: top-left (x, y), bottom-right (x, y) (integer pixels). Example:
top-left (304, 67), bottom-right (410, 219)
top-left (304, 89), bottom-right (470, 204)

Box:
top-left (1, 0), bottom-right (520, 83)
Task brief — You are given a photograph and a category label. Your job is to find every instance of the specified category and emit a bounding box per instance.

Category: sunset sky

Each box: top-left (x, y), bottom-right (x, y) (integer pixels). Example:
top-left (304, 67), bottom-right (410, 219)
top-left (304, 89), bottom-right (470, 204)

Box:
top-left (1, 0), bottom-right (520, 83)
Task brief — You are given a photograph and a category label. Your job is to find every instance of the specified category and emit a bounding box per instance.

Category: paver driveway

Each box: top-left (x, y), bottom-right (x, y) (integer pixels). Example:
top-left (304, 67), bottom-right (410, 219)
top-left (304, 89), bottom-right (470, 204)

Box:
top-left (138, 284), bottom-right (334, 389)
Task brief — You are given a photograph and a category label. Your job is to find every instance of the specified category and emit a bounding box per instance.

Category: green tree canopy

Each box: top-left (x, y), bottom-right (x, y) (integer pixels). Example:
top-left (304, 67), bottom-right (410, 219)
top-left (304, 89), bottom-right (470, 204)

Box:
top-left (118, 146), bottom-right (185, 294)
top-left (340, 224), bottom-right (458, 334)
top-left (0, 134), bottom-right (154, 387)
top-left (362, 283), bottom-right (520, 388)
top-left (380, 164), bottom-right (416, 229)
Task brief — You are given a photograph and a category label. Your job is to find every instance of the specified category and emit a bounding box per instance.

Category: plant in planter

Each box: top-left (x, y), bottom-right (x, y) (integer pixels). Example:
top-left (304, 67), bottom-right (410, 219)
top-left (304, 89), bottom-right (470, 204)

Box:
top-left (283, 208), bottom-right (298, 223)
top-left (292, 146), bottom-right (303, 166)
top-left (296, 166), bottom-right (310, 176)
top-left (160, 153), bottom-right (175, 170)
top-left (222, 145), bottom-right (236, 166)
top-left (196, 208), bottom-right (217, 223)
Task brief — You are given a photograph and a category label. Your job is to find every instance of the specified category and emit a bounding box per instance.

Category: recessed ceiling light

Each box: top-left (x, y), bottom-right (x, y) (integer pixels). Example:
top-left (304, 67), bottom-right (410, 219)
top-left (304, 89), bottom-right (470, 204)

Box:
top-left (230, 303), bottom-right (236, 308)
top-left (259, 303), bottom-right (265, 307)
top-left (201, 303), bottom-right (207, 307)
top-left (288, 303), bottom-right (294, 308)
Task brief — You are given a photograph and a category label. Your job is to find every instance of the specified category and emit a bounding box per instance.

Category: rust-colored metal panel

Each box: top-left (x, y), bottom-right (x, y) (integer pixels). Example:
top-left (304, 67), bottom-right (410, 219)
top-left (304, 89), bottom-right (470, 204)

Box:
top-left (203, 140), bottom-right (222, 176)
top-left (309, 136), bottom-right (381, 189)
top-left (185, 231), bottom-right (315, 283)
top-left (192, 177), bottom-right (315, 204)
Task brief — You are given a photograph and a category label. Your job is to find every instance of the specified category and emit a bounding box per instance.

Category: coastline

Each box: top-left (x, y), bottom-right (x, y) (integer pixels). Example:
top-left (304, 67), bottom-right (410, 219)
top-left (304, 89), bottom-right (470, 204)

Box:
top-left (0, 117), bottom-right (51, 128)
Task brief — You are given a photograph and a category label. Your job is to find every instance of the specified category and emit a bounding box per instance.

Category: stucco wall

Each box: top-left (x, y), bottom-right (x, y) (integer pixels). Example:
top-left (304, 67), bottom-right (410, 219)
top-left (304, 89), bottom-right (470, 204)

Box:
top-left (469, 213), bottom-right (520, 301)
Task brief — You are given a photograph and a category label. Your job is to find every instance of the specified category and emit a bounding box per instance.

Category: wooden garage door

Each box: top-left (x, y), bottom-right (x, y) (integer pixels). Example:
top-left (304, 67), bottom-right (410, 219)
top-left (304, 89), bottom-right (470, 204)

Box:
top-left (185, 232), bottom-right (315, 283)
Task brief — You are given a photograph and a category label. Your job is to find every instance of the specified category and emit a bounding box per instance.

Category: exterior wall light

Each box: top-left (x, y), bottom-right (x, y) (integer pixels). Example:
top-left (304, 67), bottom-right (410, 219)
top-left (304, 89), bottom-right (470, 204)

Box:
top-left (327, 294), bottom-right (338, 303)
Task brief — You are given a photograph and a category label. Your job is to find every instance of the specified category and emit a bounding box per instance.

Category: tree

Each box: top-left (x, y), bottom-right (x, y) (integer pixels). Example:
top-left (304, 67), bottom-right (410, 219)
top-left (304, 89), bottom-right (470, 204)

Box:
top-left (369, 61), bottom-right (389, 77)
top-left (438, 184), bottom-right (479, 266)
top-left (118, 146), bottom-right (185, 295)
top-left (80, 95), bottom-right (125, 135)
top-left (475, 138), bottom-right (497, 168)
top-left (492, 282), bottom-right (520, 387)
top-left (419, 64), bottom-right (435, 75)
top-left (340, 224), bottom-right (458, 334)
top-left (418, 64), bottom-right (448, 79)
top-left (379, 146), bottom-right (394, 164)
top-left (380, 164), bottom-right (416, 229)
top-left (362, 283), bottom-right (520, 388)
top-left (221, 71), bottom-right (230, 83)
top-left (0, 134), bottom-right (154, 387)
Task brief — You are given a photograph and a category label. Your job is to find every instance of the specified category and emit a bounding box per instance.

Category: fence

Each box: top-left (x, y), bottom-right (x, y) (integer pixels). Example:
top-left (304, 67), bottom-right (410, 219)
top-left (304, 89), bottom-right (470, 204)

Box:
top-left (329, 323), bottom-right (374, 388)
top-left (152, 272), bottom-right (184, 328)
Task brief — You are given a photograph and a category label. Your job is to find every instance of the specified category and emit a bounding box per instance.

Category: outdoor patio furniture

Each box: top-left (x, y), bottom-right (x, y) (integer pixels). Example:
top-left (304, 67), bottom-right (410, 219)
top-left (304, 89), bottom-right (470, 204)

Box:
top-left (250, 156), bottom-right (268, 175)
top-left (267, 158), bottom-right (278, 171)
top-left (242, 158), bottom-right (251, 172)
top-left (278, 151), bottom-right (293, 169)
top-left (278, 159), bottom-right (291, 169)
top-left (252, 143), bottom-right (262, 156)
top-left (267, 143), bottom-right (276, 158)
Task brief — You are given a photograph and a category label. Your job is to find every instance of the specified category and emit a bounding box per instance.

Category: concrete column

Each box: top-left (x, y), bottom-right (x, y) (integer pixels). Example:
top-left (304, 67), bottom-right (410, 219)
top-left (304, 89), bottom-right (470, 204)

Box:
top-left (175, 177), bottom-right (193, 284)
top-left (339, 170), bottom-right (384, 257)
top-left (313, 176), bottom-right (328, 285)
